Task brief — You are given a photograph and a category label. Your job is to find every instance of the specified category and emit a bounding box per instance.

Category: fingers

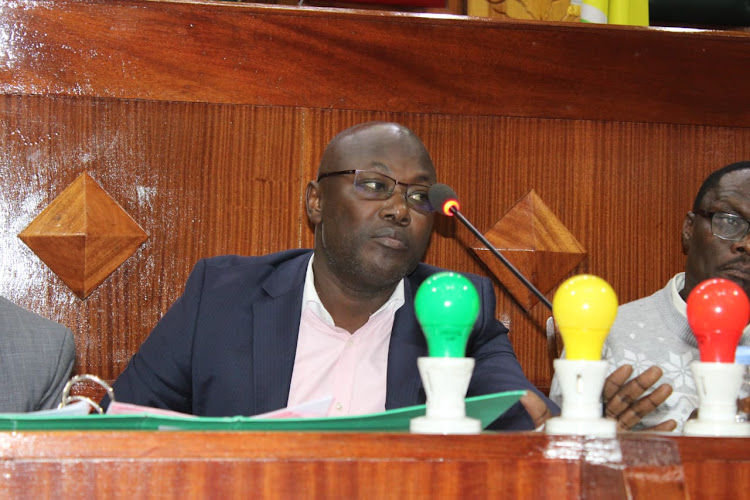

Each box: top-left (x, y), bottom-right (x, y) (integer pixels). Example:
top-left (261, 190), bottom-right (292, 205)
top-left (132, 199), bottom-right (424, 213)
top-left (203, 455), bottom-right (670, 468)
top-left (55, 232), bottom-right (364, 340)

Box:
top-left (602, 364), bottom-right (634, 402)
top-left (642, 419), bottom-right (678, 433)
top-left (520, 391), bottom-right (554, 429)
top-left (604, 365), bottom-right (662, 418)
top-left (604, 365), bottom-right (673, 431)
top-left (738, 396), bottom-right (750, 415)
top-left (612, 383), bottom-right (673, 431)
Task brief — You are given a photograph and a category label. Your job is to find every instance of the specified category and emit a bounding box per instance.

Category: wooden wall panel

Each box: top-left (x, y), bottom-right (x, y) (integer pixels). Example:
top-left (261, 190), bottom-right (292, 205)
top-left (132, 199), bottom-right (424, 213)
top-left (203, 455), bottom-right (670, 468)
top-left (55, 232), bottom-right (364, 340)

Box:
top-left (1, 95), bottom-right (304, 380)
top-left (2, 0), bottom-right (748, 127)
top-left (404, 116), bottom-right (750, 384)
top-left (1, 0), bottom-right (749, 396)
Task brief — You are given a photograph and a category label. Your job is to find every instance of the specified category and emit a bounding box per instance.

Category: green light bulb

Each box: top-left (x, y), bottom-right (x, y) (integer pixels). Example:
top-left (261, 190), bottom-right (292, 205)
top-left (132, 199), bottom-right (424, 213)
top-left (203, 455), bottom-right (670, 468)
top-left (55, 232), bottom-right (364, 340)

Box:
top-left (552, 274), bottom-right (618, 360)
top-left (414, 272), bottom-right (480, 357)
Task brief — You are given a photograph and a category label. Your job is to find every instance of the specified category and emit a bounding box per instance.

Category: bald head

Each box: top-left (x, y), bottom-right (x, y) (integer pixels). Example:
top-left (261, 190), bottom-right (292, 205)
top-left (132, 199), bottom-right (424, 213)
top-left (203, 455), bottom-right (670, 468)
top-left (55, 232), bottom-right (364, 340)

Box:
top-left (305, 120), bottom-right (437, 300)
top-left (317, 122), bottom-right (436, 180)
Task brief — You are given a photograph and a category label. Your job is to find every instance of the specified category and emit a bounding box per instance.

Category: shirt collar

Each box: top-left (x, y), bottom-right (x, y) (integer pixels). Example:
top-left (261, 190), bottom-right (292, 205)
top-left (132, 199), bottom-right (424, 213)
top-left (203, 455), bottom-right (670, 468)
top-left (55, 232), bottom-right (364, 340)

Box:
top-left (671, 271), bottom-right (750, 338)
top-left (302, 254), bottom-right (405, 328)
top-left (669, 272), bottom-right (687, 318)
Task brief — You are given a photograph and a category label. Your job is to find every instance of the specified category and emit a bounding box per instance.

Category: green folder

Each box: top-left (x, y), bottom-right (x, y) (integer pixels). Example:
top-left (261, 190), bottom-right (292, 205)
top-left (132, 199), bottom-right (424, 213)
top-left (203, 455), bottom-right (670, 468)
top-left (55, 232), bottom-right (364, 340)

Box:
top-left (0, 391), bottom-right (524, 432)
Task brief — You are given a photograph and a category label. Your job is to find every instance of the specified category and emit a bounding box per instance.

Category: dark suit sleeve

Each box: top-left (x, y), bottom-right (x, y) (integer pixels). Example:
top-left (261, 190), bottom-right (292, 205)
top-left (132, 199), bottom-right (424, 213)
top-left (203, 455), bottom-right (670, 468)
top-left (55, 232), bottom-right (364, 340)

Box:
top-left (466, 276), bottom-right (559, 430)
top-left (102, 260), bottom-right (208, 413)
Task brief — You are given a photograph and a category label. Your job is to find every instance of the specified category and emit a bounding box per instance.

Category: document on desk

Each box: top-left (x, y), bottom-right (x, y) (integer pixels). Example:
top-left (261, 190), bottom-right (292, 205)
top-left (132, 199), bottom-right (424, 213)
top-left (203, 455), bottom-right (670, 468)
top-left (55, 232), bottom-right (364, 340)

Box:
top-left (105, 397), bottom-right (333, 419)
top-left (106, 401), bottom-right (198, 418)
top-left (0, 400), bottom-right (93, 417)
top-left (0, 391), bottom-right (524, 432)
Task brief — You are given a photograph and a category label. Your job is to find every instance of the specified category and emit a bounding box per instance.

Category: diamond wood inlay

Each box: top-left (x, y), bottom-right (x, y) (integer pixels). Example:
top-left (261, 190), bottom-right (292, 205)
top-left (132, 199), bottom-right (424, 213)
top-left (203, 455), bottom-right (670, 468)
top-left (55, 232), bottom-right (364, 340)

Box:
top-left (471, 189), bottom-right (586, 311)
top-left (18, 172), bottom-right (148, 299)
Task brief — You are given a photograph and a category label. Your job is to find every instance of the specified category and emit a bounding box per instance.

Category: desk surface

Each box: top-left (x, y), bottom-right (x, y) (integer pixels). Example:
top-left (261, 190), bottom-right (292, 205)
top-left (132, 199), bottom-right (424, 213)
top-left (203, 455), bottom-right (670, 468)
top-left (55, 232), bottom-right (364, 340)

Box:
top-left (1, 430), bottom-right (748, 499)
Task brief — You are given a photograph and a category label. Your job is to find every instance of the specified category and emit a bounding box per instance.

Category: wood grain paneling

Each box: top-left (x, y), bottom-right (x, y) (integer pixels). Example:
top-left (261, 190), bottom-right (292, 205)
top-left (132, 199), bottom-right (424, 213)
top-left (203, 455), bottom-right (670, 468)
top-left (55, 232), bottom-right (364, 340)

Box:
top-left (1, 96), bottom-right (304, 380)
top-left (2, 431), bottom-right (749, 499)
top-left (1, 0), bottom-right (748, 126)
top-left (1, 0), bottom-right (749, 397)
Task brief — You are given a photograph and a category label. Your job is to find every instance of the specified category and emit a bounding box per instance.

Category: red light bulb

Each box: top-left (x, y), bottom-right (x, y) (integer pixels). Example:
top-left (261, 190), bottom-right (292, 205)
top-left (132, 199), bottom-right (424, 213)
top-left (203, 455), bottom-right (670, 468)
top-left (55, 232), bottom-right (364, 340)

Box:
top-left (686, 278), bottom-right (750, 362)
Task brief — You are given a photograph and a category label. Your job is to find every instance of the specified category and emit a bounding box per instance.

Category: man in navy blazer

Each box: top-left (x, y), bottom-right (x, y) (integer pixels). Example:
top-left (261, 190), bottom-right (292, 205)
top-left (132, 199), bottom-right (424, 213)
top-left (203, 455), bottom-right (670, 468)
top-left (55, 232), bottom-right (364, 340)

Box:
top-left (108, 249), bottom-right (553, 429)
top-left (105, 121), bottom-right (557, 430)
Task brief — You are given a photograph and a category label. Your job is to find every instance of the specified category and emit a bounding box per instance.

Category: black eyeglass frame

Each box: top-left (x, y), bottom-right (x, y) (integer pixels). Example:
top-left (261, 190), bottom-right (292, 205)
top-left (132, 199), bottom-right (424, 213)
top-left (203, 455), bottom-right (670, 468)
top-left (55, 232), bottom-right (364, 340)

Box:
top-left (316, 169), bottom-right (434, 212)
top-left (693, 209), bottom-right (750, 242)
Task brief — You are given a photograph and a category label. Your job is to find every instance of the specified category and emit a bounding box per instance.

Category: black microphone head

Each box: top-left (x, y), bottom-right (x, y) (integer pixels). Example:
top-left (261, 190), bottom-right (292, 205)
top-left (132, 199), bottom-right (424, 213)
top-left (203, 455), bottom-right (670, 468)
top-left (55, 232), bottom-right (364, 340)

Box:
top-left (428, 183), bottom-right (460, 216)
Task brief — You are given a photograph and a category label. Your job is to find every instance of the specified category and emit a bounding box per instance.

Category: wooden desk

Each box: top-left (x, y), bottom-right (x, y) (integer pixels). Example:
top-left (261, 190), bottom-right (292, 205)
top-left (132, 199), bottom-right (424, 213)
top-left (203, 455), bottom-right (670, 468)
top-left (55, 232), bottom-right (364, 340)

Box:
top-left (1, 431), bottom-right (748, 498)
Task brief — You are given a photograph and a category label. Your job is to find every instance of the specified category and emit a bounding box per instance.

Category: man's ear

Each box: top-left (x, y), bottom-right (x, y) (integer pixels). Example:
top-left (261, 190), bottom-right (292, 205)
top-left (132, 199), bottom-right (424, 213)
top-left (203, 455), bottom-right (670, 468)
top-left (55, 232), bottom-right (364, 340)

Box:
top-left (306, 181), bottom-right (322, 225)
top-left (681, 212), bottom-right (694, 255)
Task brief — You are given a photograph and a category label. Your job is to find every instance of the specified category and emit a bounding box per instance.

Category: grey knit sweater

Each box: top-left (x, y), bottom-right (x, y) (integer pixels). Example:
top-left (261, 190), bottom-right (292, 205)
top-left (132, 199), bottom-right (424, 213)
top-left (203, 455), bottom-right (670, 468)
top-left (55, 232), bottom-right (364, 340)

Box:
top-left (550, 273), bottom-right (750, 432)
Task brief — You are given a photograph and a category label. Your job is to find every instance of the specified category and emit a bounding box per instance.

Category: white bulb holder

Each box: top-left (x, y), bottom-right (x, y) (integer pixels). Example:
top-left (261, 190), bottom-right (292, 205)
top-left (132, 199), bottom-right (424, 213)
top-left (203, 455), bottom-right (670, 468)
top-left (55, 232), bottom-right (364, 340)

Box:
top-left (545, 359), bottom-right (616, 437)
top-left (683, 361), bottom-right (750, 437)
top-left (410, 357), bottom-right (481, 435)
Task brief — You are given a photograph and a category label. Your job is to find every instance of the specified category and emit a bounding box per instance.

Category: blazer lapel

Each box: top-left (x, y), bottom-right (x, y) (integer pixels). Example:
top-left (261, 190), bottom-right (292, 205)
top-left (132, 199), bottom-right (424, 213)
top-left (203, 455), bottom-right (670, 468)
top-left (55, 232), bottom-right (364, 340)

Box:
top-left (385, 277), bottom-right (428, 409)
top-left (251, 253), bottom-right (310, 415)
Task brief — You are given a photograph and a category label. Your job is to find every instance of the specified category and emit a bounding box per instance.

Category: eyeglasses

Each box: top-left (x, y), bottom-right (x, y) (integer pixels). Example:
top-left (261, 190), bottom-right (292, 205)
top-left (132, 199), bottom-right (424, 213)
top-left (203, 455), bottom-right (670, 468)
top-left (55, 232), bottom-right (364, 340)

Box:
top-left (317, 169), bottom-right (433, 213)
top-left (694, 209), bottom-right (750, 242)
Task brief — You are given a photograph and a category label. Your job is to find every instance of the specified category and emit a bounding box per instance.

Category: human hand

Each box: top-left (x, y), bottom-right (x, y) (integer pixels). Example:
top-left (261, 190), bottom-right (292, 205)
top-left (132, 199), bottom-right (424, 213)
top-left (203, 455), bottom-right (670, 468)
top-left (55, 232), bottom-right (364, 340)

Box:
top-left (603, 364), bottom-right (677, 432)
top-left (737, 396), bottom-right (750, 417)
top-left (520, 391), bottom-right (557, 429)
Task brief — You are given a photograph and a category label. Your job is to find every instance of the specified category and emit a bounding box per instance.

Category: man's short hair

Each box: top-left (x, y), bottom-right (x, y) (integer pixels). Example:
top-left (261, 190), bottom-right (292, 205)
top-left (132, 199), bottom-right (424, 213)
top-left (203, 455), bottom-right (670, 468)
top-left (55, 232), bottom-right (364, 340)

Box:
top-left (692, 161), bottom-right (750, 211)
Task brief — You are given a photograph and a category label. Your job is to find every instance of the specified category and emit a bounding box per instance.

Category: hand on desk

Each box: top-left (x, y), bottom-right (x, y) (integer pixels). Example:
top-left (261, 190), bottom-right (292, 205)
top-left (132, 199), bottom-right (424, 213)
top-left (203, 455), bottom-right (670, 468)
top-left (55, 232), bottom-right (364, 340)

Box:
top-left (521, 364), bottom-right (676, 432)
top-left (520, 391), bottom-right (557, 429)
top-left (603, 364), bottom-right (676, 432)
top-left (737, 396), bottom-right (750, 417)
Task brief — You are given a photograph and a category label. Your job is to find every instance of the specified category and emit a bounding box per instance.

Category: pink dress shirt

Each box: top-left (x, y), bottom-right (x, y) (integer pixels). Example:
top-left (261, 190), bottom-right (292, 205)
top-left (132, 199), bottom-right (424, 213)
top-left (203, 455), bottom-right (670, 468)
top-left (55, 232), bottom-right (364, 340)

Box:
top-left (287, 256), bottom-right (404, 416)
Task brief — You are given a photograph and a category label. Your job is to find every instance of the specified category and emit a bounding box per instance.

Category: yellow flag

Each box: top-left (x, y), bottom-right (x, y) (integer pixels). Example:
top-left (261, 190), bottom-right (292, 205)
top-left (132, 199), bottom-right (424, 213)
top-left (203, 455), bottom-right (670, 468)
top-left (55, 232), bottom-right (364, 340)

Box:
top-left (582, 0), bottom-right (649, 26)
top-left (608, 0), bottom-right (649, 26)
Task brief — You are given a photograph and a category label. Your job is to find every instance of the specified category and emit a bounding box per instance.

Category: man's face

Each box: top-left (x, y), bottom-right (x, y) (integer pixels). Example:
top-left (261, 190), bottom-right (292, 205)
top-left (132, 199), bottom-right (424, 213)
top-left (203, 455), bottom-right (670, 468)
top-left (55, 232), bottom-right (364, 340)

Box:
top-left (307, 125), bottom-right (436, 292)
top-left (682, 169), bottom-right (750, 300)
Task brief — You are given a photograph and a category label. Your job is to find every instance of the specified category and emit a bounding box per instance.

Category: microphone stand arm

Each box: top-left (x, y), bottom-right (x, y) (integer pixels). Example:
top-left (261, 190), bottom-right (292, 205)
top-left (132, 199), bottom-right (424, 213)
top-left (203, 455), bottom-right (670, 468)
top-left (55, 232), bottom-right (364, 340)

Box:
top-left (452, 207), bottom-right (553, 311)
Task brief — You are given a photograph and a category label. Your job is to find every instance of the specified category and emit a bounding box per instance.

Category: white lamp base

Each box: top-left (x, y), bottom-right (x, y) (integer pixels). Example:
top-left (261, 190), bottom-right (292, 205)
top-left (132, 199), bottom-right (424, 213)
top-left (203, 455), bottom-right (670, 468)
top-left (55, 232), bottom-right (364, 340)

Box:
top-left (410, 357), bottom-right (481, 435)
top-left (410, 415), bottom-right (482, 434)
top-left (545, 359), bottom-right (616, 438)
top-left (683, 361), bottom-right (750, 437)
top-left (683, 419), bottom-right (750, 437)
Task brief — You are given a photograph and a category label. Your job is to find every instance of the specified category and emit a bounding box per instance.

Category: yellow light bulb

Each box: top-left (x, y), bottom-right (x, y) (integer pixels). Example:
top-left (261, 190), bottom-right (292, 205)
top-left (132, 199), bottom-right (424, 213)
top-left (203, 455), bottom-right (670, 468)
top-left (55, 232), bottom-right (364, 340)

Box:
top-left (552, 274), bottom-right (618, 360)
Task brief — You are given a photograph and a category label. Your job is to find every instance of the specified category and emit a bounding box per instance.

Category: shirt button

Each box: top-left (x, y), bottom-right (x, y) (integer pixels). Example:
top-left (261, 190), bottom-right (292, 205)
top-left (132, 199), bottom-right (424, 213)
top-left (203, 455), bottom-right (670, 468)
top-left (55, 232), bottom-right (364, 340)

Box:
top-left (335, 402), bottom-right (343, 411)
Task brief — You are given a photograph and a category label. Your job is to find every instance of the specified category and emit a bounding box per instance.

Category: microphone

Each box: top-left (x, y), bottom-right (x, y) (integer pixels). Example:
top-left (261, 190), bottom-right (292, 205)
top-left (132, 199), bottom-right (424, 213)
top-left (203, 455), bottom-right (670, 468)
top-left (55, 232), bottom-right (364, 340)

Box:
top-left (429, 183), bottom-right (552, 311)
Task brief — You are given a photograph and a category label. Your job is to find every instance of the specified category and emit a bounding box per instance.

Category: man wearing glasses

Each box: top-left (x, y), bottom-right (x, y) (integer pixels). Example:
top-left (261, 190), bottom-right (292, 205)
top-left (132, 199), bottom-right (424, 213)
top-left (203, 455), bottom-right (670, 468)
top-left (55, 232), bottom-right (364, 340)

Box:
top-left (550, 160), bottom-right (750, 432)
top-left (105, 121), bottom-right (557, 430)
